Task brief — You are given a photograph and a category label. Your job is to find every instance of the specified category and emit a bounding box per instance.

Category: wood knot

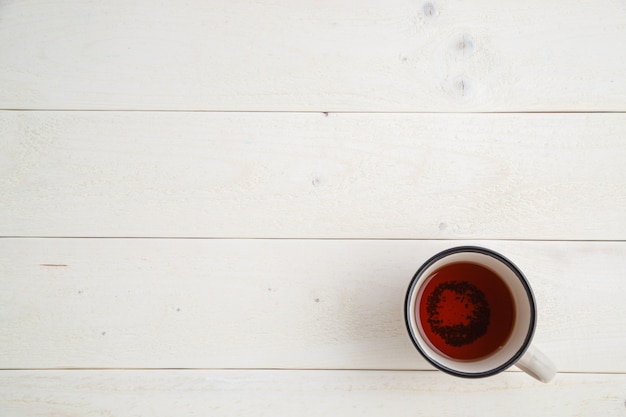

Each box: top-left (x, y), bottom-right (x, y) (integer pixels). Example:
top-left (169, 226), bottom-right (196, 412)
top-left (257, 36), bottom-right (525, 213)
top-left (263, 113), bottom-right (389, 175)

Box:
top-left (423, 3), bottom-right (436, 17)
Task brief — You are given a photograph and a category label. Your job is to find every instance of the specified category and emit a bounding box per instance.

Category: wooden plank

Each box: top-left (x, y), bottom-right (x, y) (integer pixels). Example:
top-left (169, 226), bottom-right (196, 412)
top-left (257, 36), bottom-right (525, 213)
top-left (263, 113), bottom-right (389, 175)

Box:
top-left (1, 370), bottom-right (625, 417)
top-left (1, 238), bottom-right (624, 372)
top-left (2, 111), bottom-right (625, 239)
top-left (0, 0), bottom-right (625, 111)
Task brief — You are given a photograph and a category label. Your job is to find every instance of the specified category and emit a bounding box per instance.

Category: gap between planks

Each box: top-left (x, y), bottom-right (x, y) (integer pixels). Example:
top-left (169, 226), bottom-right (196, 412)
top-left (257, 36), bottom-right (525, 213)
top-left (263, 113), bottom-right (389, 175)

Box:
top-left (1, 236), bottom-right (625, 243)
top-left (1, 108), bottom-right (626, 114)
top-left (1, 368), bottom-right (624, 376)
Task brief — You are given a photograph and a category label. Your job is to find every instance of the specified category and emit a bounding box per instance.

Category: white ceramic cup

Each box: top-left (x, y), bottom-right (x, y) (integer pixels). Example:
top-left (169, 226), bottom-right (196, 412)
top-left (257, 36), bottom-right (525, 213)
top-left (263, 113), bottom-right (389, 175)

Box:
top-left (404, 246), bottom-right (556, 382)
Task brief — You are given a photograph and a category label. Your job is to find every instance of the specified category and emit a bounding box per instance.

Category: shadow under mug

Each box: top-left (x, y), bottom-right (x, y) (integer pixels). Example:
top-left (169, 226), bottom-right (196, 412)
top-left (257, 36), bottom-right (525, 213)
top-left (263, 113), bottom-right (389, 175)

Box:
top-left (404, 246), bottom-right (556, 382)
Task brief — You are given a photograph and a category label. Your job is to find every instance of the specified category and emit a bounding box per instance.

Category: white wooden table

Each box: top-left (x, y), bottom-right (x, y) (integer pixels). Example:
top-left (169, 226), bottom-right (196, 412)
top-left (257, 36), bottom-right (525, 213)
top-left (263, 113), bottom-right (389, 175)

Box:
top-left (1, 1), bottom-right (626, 415)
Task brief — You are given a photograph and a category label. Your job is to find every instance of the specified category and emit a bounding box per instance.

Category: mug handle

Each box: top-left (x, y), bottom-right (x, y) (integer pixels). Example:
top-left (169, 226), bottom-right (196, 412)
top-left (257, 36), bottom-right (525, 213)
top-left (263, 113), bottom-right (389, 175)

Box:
top-left (515, 345), bottom-right (557, 382)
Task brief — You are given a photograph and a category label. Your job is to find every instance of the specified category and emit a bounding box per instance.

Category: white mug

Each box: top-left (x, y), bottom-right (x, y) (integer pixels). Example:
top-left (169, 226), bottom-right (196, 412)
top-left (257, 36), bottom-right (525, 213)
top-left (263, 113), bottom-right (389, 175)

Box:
top-left (404, 246), bottom-right (556, 382)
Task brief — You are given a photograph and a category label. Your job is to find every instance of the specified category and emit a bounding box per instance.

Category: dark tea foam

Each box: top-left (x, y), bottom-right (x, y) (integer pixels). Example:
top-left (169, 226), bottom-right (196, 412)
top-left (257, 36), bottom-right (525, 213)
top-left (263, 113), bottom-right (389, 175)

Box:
top-left (417, 262), bottom-right (515, 360)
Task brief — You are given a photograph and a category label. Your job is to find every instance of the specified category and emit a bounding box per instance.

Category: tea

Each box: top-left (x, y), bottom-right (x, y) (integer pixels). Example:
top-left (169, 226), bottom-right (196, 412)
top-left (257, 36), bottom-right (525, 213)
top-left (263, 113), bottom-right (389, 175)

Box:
top-left (417, 262), bottom-right (515, 360)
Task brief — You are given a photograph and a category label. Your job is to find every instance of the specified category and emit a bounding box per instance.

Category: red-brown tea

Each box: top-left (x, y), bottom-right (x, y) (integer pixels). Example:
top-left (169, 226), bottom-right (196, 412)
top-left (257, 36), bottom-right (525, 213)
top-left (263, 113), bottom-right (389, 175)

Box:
top-left (417, 262), bottom-right (515, 360)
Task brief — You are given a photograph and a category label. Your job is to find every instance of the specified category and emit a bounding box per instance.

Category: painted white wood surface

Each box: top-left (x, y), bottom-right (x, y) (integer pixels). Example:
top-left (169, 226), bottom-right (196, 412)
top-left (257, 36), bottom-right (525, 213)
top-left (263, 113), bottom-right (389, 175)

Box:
top-left (1, 238), bottom-right (624, 372)
top-left (1, 370), bottom-right (625, 417)
top-left (2, 111), bottom-right (625, 239)
top-left (2, 0), bottom-right (625, 414)
top-left (1, 0), bottom-right (625, 111)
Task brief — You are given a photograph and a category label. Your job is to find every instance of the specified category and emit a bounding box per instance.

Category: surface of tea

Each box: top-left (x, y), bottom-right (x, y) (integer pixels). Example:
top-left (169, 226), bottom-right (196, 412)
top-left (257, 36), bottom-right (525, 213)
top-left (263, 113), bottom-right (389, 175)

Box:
top-left (417, 262), bottom-right (515, 360)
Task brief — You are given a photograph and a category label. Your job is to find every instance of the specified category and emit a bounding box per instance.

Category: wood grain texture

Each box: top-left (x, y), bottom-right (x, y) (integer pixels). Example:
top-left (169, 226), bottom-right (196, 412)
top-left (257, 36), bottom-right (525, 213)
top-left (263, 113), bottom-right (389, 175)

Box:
top-left (1, 238), bottom-right (624, 372)
top-left (1, 370), bottom-right (625, 417)
top-left (2, 111), bottom-right (625, 239)
top-left (1, 0), bottom-right (625, 111)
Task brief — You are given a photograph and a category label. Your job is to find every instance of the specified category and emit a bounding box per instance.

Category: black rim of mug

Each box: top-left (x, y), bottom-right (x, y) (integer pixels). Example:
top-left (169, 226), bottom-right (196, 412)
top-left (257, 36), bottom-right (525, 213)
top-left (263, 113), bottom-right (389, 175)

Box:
top-left (403, 246), bottom-right (537, 378)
